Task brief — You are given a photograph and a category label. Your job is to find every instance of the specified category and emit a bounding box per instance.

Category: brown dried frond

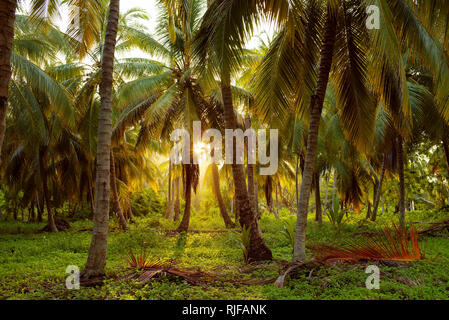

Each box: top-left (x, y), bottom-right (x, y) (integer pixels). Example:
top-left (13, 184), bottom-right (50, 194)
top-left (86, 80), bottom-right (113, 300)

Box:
top-left (309, 224), bottom-right (421, 263)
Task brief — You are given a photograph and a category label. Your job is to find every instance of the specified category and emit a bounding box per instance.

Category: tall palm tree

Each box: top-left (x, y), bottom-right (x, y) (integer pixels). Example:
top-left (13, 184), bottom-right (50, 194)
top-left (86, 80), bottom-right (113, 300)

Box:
top-left (0, 0), bottom-right (18, 168)
top-left (0, 0), bottom-right (106, 166)
top-left (194, 0), bottom-right (295, 261)
top-left (210, 162), bottom-right (235, 228)
top-left (82, 0), bottom-right (120, 281)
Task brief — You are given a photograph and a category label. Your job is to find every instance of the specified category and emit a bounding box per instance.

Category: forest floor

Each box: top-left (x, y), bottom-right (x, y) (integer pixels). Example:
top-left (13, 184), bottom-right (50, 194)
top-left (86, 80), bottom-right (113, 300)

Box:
top-left (1, 207), bottom-right (449, 300)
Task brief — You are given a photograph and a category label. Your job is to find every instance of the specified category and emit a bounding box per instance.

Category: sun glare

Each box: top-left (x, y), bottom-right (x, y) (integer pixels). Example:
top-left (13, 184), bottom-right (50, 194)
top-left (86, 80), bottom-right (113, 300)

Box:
top-left (194, 142), bottom-right (207, 155)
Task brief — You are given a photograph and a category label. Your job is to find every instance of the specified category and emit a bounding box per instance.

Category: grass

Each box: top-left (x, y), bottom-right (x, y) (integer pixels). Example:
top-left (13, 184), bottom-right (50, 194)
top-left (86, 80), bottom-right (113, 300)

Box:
top-left (1, 207), bottom-right (449, 300)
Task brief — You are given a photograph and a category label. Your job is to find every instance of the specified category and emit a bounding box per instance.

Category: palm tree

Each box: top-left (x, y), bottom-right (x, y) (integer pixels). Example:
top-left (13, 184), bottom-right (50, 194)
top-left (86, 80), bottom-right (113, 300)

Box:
top-left (194, 0), bottom-right (295, 261)
top-left (0, 0), bottom-right (106, 166)
top-left (210, 162), bottom-right (235, 228)
top-left (0, 0), bottom-right (18, 168)
top-left (82, 0), bottom-right (121, 281)
top-left (111, 0), bottom-right (251, 233)
top-left (3, 14), bottom-right (78, 231)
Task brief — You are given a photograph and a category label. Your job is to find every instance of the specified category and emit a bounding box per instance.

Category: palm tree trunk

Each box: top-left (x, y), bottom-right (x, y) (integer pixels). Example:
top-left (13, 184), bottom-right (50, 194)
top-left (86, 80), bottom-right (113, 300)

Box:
top-left (244, 117), bottom-right (259, 220)
top-left (397, 135), bottom-right (406, 227)
top-left (168, 178), bottom-right (176, 220)
top-left (211, 163), bottom-right (234, 228)
top-left (110, 150), bottom-right (127, 230)
top-left (443, 137), bottom-right (449, 177)
top-left (366, 193), bottom-right (372, 220)
top-left (314, 173), bottom-right (322, 224)
top-left (177, 164), bottom-right (192, 232)
top-left (0, 0), bottom-right (17, 168)
top-left (371, 154), bottom-right (386, 222)
top-left (274, 182), bottom-right (280, 219)
top-left (323, 173), bottom-right (330, 214)
top-left (293, 10), bottom-right (336, 262)
top-left (82, 0), bottom-right (120, 280)
top-left (233, 196), bottom-right (239, 222)
top-left (247, 165), bottom-right (258, 214)
top-left (37, 193), bottom-right (43, 222)
top-left (265, 176), bottom-right (273, 213)
top-left (254, 182), bottom-right (260, 219)
top-left (127, 206), bottom-right (135, 223)
top-left (174, 177), bottom-right (181, 221)
top-left (165, 162), bottom-right (173, 219)
top-left (221, 72), bottom-right (272, 261)
top-left (87, 175), bottom-right (95, 219)
top-left (332, 169), bottom-right (337, 201)
top-left (39, 151), bottom-right (57, 232)
top-left (295, 154), bottom-right (300, 213)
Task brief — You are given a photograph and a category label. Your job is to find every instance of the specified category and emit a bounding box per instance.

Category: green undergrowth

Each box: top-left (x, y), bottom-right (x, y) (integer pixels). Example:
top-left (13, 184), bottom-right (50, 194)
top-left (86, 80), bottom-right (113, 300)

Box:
top-left (1, 207), bottom-right (449, 300)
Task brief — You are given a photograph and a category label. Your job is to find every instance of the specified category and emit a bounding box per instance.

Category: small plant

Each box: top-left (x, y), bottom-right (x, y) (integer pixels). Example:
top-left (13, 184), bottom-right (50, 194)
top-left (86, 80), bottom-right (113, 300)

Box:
top-left (126, 247), bottom-right (167, 269)
top-left (231, 226), bottom-right (251, 264)
top-left (281, 218), bottom-right (296, 249)
top-left (326, 195), bottom-right (348, 232)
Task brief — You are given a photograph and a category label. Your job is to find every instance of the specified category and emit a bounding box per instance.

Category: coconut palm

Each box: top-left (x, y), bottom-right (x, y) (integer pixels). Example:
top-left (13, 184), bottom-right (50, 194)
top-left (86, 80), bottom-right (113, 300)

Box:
top-left (0, 0), bottom-right (107, 168)
top-left (82, 0), bottom-right (121, 281)
top-left (0, 0), bottom-right (18, 169)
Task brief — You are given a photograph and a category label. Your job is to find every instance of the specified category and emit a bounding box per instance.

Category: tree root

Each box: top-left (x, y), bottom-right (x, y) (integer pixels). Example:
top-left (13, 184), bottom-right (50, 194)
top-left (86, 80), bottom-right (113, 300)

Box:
top-left (39, 219), bottom-right (70, 233)
top-left (80, 269), bottom-right (106, 287)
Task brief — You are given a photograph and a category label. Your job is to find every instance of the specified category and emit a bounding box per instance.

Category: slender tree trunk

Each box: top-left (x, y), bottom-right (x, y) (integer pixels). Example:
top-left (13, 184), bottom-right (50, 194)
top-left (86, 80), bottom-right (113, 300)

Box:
top-left (37, 193), bottom-right (43, 222)
top-left (265, 176), bottom-right (273, 213)
top-left (295, 154), bottom-right (300, 213)
top-left (0, 0), bottom-right (17, 168)
top-left (366, 196), bottom-right (371, 220)
top-left (87, 174), bottom-right (95, 219)
top-left (293, 10), bottom-right (336, 262)
top-left (168, 178), bottom-right (176, 220)
top-left (371, 155), bottom-right (386, 221)
top-left (174, 177), bottom-right (180, 221)
top-left (244, 117), bottom-right (259, 221)
top-left (29, 202), bottom-right (36, 222)
top-left (177, 164), bottom-right (192, 232)
top-left (82, 0), bottom-right (120, 280)
top-left (254, 182), bottom-right (260, 219)
top-left (165, 162), bottom-right (173, 219)
top-left (39, 152), bottom-right (57, 232)
top-left (274, 182), bottom-right (280, 219)
top-left (110, 150), bottom-right (127, 230)
top-left (314, 173), bottom-right (322, 224)
top-left (332, 170), bottom-right (336, 201)
top-left (443, 137), bottom-right (449, 177)
top-left (211, 163), bottom-right (234, 228)
top-left (127, 206), bottom-right (135, 223)
top-left (323, 173), bottom-right (329, 214)
top-left (397, 135), bottom-right (406, 227)
top-left (221, 72), bottom-right (272, 261)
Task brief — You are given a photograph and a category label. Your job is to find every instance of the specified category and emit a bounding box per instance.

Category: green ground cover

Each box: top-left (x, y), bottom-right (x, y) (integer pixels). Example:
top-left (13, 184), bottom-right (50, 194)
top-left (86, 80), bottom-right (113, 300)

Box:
top-left (1, 208), bottom-right (449, 300)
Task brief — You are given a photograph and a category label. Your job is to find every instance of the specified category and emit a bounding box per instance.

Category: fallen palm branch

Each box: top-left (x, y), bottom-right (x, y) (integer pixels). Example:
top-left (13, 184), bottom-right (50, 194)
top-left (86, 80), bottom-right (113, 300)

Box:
top-left (309, 224), bottom-right (421, 263)
top-left (124, 267), bottom-right (218, 285)
top-left (162, 229), bottom-right (241, 236)
top-left (275, 225), bottom-right (421, 288)
top-left (124, 247), bottom-right (274, 286)
top-left (126, 248), bottom-right (170, 269)
top-left (274, 260), bottom-right (323, 288)
top-left (418, 220), bottom-right (449, 237)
